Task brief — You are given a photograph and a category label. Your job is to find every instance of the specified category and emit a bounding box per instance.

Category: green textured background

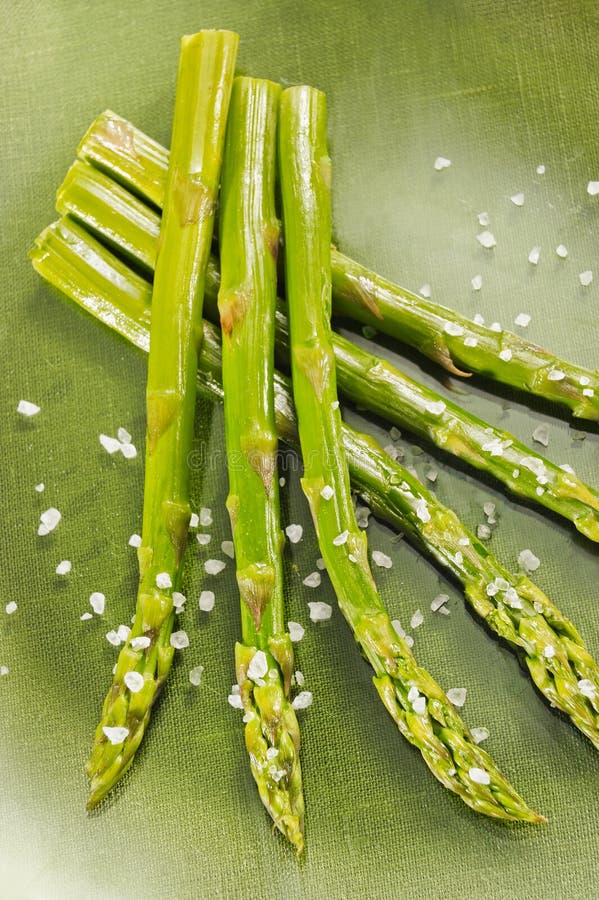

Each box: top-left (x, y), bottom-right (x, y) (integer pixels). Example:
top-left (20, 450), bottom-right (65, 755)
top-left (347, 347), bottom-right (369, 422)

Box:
top-left (1, 1), bottom-right (598, 897)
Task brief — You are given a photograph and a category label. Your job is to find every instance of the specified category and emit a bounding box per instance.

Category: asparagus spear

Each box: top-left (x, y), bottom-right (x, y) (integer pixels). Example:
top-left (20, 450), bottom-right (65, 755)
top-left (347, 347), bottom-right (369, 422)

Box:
top-left (31, 217), bottom-right (599, 754)
top-left (277, 84), bottom-right (541, 822)
top-left (77, 110), bottom-right (599, 422)
top-left (56, 159), bottom-right (599, 542)
top-left (85, 30), bottom-right (238, 808)
top-left (217, 77), bottom-right (304, 851)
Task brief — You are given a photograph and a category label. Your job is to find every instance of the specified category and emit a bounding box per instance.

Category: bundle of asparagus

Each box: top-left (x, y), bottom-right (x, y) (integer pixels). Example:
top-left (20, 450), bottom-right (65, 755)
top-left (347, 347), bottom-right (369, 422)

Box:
top-left (28, 28), bottom-right (599, 851)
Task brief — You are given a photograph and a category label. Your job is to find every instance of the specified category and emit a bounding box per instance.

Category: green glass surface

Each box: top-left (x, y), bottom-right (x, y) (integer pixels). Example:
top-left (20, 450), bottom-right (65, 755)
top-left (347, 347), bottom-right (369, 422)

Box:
top-left (1, 2), bottom-right (597, 898)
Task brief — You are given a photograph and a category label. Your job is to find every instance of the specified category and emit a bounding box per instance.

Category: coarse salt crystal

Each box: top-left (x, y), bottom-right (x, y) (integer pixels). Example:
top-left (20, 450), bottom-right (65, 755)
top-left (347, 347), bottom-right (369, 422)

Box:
top-left (288, 621), bottom-right (305, 643)
top-left (587, 181), bottom-right (599, 196)
top-left (426, 468), bottom-right (439, 483)
top-left (279, 476), bottom-right (286, 487)
top-left (407, 686), bottom-right (419, 703)
top-left (196, 533), bottom-right (211, 546)
top-left (410, 609), bottom-right (424, 629)
top-left (372, 550), bottom-right (392, 569)
top-left (38, 507), bottom-right (61, 535)
top-left (583, 388), bottom-right (594, 397)
top-left (447, 687), bottom-right (467, 707)
top-left (155, 572), bottom-right (172, 589)
top-left (426, 400), bottom-right (446, 416)
top-left (106, 630), bottom-right (121, 646)
top-left (55, 560), bottom-right (71, 575)
top-left (285, 524), bottom-right (303, 544)
top-left (170, 630), bottom-right (189, 650)
top-left (419, 283), bottom-right (432, 298)
top-left (476, 230), bottom-right (496, 249)
top-left (204, 559), bottom-right (226, 575)
top-left (471, 727), bottom-right (490, 744)
top-left (547, 369), bottom-right (565, 382)
top-left (189, 665), bottom-right (204, 686)
top-left (434, 156), bottom-right (451, 170)
top-left (559, 463), bottom-right (575, 474)
top-left (415, 499), bottom-right (431, 523)
top-left (80, 612), bottom-right (93, 621)
top-left (5, 602), bottom-right (17, 615)
top-left (35, 483), bottom-right (45, 492)
top-left (303, 571), bottom-right (321, 589)
top-left (498, 349), bottom-right (512, 362)
top-left (431, 594), bottom-right (449, 613)
top-left (528, 246), bottom-right (541, 265)
top-left (102, 726), bottom-right (129, 745)
top-left (199, 590), bottom-right (215, 612)
top-left (514, 312), bottom-right (531, 327)
top-left (331, 400), bottom-right (340, 410)
top-left (316, 557), bottom-right (326, 570)
top-left (510, 192), bottom-right (524, 207)
top-left (477, 211), bottom-right (489, 226)
top-left (17, 400), bottom-right (40, 417)
top-left (172, 591), bottom-right (186, 612)
top-left (308, 601), bottom-right (332, 622)
top-left (556, 244), bottom-right (568, 258)
top-left (473, 313), bottom-right (485, 326)
top-left (292, 691), bottom-right (313, 710)
top-left (247, 650), bottom-right (268, 682)
top-left (89, 592), bottom-right (105, 615)
top-left (117, 624), bottom-right (131, 642)
top-left (504, 587), bottom-right (523, 609)
top-left (131, 636), bottom-right (151, 650)
top-left (124, 671), bottom-right (144, 693)
top-left (477, 524), bottom-right (491, 540)
top-left (469, 767), bottom-right (491, 785)
top-left (536, 164), bottom-right (545, 175)
top-left (412, 696), bottom-right (426, 715)
top-left (464, 336), bottom-right (478, 348)
top-left (128, 533), bottom-right (142, 548)
top-left (320, 485), bottom-right (334, 500)
top-left (543, 645), bottom-right (556, 659)
top-left (333, 530), bottom-right (349, 546)
top-left (578, 679), bottom-right (596, 698)
top-left (221, 540), bottom-right (235, 559)
top-left (117, 427), bottom-right (132, 444)
top-left (199, 508), bottom-right (212, 527)
top-left (443, 322), bottom-right (464, 337)
top-left (532, 423), bottom-right (550, 447)
top-left (518, 548), bottom-right (540, 572)
top-left (579, 270), bottom-right (593, 286)
top-left (294, 670), bottom-right (305, 687)
top-left (0, 665), bottom-right (8, 676)
top-left (471, 274), bottom-right (482, 291)
top-left (120, 442), bottom-right (137, 459)
top-left (489, 321), bottom-right (501, 332)
top-left (99, 434), bottom-right (121, 454)
top-left (228, 692), bottom-right (243, 709)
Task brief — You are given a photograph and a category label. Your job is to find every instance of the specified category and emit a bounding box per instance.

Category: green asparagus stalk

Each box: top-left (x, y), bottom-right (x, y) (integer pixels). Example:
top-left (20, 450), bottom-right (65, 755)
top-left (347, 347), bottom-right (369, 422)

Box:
top-left (56, 159), bottom-right (599, 542)
top-left (77, 110), bottom-right (599, 422)
top-left (278, 84), bottom-right (541, 822)
top-left (30, 216), bottom-right (599, 754)
top-left (217, 77), bottom-right (304, 851)
top-left (84, 30), bottom-right (238, 808)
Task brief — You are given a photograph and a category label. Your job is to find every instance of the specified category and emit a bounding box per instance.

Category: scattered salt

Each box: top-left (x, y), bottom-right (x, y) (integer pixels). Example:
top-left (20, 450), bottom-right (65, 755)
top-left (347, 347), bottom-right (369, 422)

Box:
top-left (117, 427), bottom-right (132, 444)
top-left (587, 181), bottom-right (599, 196)
top-left (419, 283), bottom-right (431, 298)
top-left (477, 211), bottom-right (489, 226)
top-left (320, 485), bottom-right (334, 500)
top-left (120, 442), bottom-right (137, 459)
top-left (476, 230), bottom-right (496, 249)
top-left (308, 601), bottom-right (332, 622)
top-left (55, 560), bottom-right (71, 575)
top-left (489, 322), bottom-right (501, 332)
top-left (189, 512), bottom-right (199, 529)
top-left (528, 246), bottom-right (541, 265)
top-left (532, 423), bottom-right (550, 447)
top-left (471, 274), bottom-right (482, 291)
top-left (292, 691), bottom-right (313, 710)
top-left (443, 322), bottom-right (464, 336)
top-left (473, 313), bottom-right (485, 326)
top-left (0, 666), bottom-right (8, 676)
top-left (315, 557), bottom-right (326, 570)
top-left (124, 671), bottom-right (144, 694)
top-left (102, 726), bottom-right (129, 745)
top-left (285, 524), bottom-right (303, 544)
top-left (415, 499), bottom-right (431, 523)
top-left (510, 192), bottom-right (524, 207)
top-left (372, 550), bottom-right (392, 569)
top-left (536, 165), bottom-right (545, 175)
top-left (155, 572), bottom-right (172, 589)
top-left (578, 678), bottom-right (596, 698)
top-left (518, 548), bottom-right (540, 572)
top-left (199, 508), bottom-right (213, 527)
top-left (431, 594), bottom-right (450, 613)
top-left (80, 612), bottom-right (93, 621)
top-left (333, 530), bottom-right (349, 546)
top-left (199, 590), bottom-right (215, 612)
top-left (303, 572), bottom-right (321, 589)
top-left (447, 687), bottom-right (467, 707)
top-left (514, 312), bottom-right (531, 327)
top-left (547, 369), bottom-right (565, 382)
top-left (464, 336), bottom-right (478, 348)
top-left (279, 476), bottom-right (286, 487)
top-left (117, 624), bottom-right (131, 642)
top-left (469, 767), bottom-right (491, 785)
top-left (170, 630), bottom-right (189, 650)
top-left (131, 636), bottom-right (151, 650)
top-left (498, 349), bottom-right (512, 362)
top-left (425, 468), bottom-right (439, 483)
top-left (35, 483), bottom-right (45, 492)
top-left (426, 400), bottom-right (446, 416)
top-left (128, 533), bottom-right (142, 548)
top-left (99, 434), bottom-right (121, 454)
top-left (477, 524), bottom-right (491, 540)
top-left (556, 244), bottom-right (568, 258)
top-left (189, 665), bottom-right (204, 686)
top-left (196, 533), bottom-right (211, 545)
top-left (434, 156), bottom-right (451, 170)
top-left (288, 621), bottom-right (305, 642)
top-left (228, 691), bottom-right (243, 709)
top-left (172, 591), bottom-right (186, 612)
top-left (17, 400), bottom-right (40, 417)
top-left (221, 540), bottom-right (235, 559)
top-left (204, 559), bottom-right (226, 575)
top-left (471, 727), bottom-right (490, 744)
top-left (412, 696), bottom-right (426, 715)
top-left (579, 270), bottom-right (593, 287)
top-left (247, 650), bottom-right (268, 682)
top-left (543, 645), bottom-right (556, 660)
top-left (5, 602), bottom-right (17, 615)
top-left (38, 507), bottom-right (61, 535)
top-left (89, 592), bottom-right (105, 615)
top-left (410, 609), bottom-right (424, 629)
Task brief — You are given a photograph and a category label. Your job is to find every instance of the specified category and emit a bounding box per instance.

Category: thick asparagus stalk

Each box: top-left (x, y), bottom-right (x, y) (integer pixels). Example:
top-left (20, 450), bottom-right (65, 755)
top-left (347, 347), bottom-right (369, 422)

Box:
top-left (85, 30), bottom-right (238, 808)
top-left (77, 110), bottom-right (599, 422)
top-left (278, 84), bottom-right (541, 822)
top-left (218, 77), bottom-right (303, 851)
top-left (56, 159), bottom-right (599, 542)
top-left (31, 217), bottom-right (599, 752)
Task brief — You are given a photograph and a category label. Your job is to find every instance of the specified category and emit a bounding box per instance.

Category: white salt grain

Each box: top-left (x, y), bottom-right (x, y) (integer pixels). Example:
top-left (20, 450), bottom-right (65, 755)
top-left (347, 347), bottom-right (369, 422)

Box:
top-left (510, 192), bottom-right (524, 207)
top-left (471, 274), bottom-right (482, 291)
top-left (172, 591), bottom-right (186, 612)
top-left (419, 283), bottom-right (432, 298)
top-left (532, 423), bottom-right (550, 447)
top-left (199, 590), bottom-right (215, 612)
top-left (128, 533), bottom-right (142, 548)
top-left (426, 468), bottom-right (439, 483)
top-left (131, 636), bottom-right (151, 650)
top-left (536, 165), bottom-right (545, 175)
top-left (431, 594), bottom-right (450, 613)
top-left (333, 530), bottom-right (349, 546)
top-left (587, 181), bottom-right (599, 196)
top-left (556, 244), bottom-right (568, 258)
top-left (412, 696), bottom-right (426, 715)
top-left (170, 630), bottom-right (189, 650)
top-left (372, 550), bottom-right (392, 569)
top-left (308, 601), bottom-right (332, 622)
top-left (155, 572), bottom-right (172, 589)
top-left (473, 313), bottom-right (485, 326)
top-left (476, 230), bottom-right (496, 249)
top-left (316, 557), bottom-right (326, 570)
top-left (124, 671), bottom-right (144, 694)
top-left (477, 524), bottom-right (491, 540)
top-left (38, 507), bottom-right (61, 535)
top-left (514, 313), bottom-right (531, 327)
top-left (228, 692), bottom-right (243, 709)
top-left (498, 349), bottom-right (512, 362)
top-left (294, 670), bottom-right (305, 687)
top-left (35, 483), bottom-right (45, 492)
top-left (80, 612), bottom-right (93, 621)
top-left (17, 400), bottom-right (40, 417)
top-left (447, 687), bottom-right (467, 707)
top-left (469, 767), bottom-right (491, 785)
top-left (189, 665), bottom-right (204, 686)
top-left (331, 400), bottom-right (340, 410)
top-left (471, 727), bottom-right (490, 744)
top-left (288, 621), bottom-right (305, 643)
top-left (477, 212), bottom-right (490, 227)
top-left (221, 540), bottom-right (235, 559)
top-left (528, 246), bottom-right (541, 265)
top-left (117, 624), bottom-right (131, 642)
top-left (199, 508), bottom-right (213, 527)
top-left (543, 645), bottom-right (556, 660)
top-left (89, 592), bottom-right (105, 615)
top-left (410, 609), bottom-right (424, 629)
top-left (56, 560), bottom-right (71, 575)
top-left (5, 602), bottom-right (17, 615)
top-left (285, 524), bottom-right (303, 544)
top-left (583, 388), bottom-right (594, 397)
top-left (426, 400), bottom-right (446, 416)
top-left (578, 679), bottom-right (596, 698)
top-left (189, 512), bottom-right (199, 529)
top-left (0, 666), bottom-right (8, 676)
top-left (464, 336), bottom-right (478, 348)
top-left (518, 549), bottom-right (540, 572)
top-left (279, 477), bottom-right (286, 487)
top-left (204, 559), bottom-right (226, 575)
top-left (120, 442), bottom-right (137, 459)
top-left (579, 270), bottom-right (593, 286)
top-left (489, 322), bottom-right (501, 332)
top-left (303, 572), bottom-right (321, 589)
top-left (292, 691), bottom-right (313, 710)
top-left (106, 630), bottom-right (121, 646)
top-left (102, 726), bottom-right (129, 745)
top-left (320, 485), bottom-right (334, 500)
top-left (443, 322), bottom-right (464, 337)
top-left (196, 533), bottom-right (211, 545)
top-left (117, 427), bottom-right (132, 444)
top-left (247, 650), bottom-right (268, 682)
top-left (99, 434), bottom-right (121, 454)
top-left (434, 156), bottom-right (451, 170)
top-left (547, 369), bottom-right (565, 382)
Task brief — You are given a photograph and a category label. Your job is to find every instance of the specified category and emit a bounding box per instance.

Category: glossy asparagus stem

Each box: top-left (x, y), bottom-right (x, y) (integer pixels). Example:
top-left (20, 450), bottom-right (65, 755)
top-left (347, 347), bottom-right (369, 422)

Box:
top-left (84, 30), bottom-right (238, 808)
top-left (56, 158), bottom-right (599, 542)
top-left (278, 85), bottom-right (541, 822)
top-left (218, 77), bottom-right (304, 851)
top-left (77, 109), bottom-right (599, 421)
top-left (31, 217), bottom-right (599, 752)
